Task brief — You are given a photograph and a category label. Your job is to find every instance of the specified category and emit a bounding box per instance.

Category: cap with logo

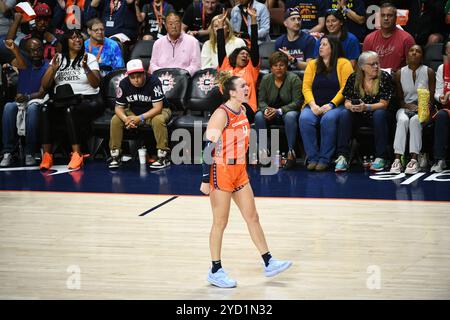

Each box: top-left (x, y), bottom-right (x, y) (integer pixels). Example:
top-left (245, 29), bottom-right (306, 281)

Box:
top-left (126, 59), bottom-right (145, 75)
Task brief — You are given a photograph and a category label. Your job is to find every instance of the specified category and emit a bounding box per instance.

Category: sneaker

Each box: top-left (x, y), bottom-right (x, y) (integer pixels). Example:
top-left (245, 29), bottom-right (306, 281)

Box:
top-left (430, 160), bottom-right (447, 173)
top-left (264, 258), bottom-right (293, 277)
top-left (334, 155), bottom-right (348, 172)
top-left (0, 153), bottom-right (13, 167)
top-left (389, 159), bottom-right (402, 174)
top-left (315, 163), bottom-right (328, 171)
top-left (149, 149), bottom-right (170, 169)
top-left (39, 152), bottom-right (53, 170)
top-left (25, 154), bottom-right (36, 166)
top-left (207, 268), bottom-right (237, 288)
top-left (370, 158), bottom-right (385, 171)
top-left (108, 149), bottom-right (121, 169)
top-left (283, 150), bottom-right (296, 170)
top-left (404, 159), bottom-right (419, 175)
top-left (67, 152), bottom-right (88, 170)
top-left (307, 162), bottom-right (317, 171)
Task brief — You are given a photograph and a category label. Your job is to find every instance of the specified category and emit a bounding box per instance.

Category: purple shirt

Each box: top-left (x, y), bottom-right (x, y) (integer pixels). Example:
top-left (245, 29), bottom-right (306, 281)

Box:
top-left (150, 32), bottom-right (201, 76)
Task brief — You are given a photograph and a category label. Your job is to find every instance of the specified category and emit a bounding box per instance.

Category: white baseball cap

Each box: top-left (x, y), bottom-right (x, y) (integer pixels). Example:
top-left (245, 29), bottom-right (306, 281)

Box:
top-left (126, 59), bottom-right (145, 75)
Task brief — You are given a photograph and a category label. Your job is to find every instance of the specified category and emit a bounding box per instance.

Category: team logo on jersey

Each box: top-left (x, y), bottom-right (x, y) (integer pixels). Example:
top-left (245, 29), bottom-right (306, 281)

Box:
top-left (158, 72), bottom-right (176, 94)
top-left (153, 86), bottom-right (163, 97)
top-left (197, 71), bottom-right (216, 94)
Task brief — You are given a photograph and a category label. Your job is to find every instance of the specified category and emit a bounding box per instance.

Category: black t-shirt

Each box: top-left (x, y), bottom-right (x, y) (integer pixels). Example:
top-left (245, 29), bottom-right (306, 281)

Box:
top-left (116, 74), bottom-right (165, 115)
top-left (182, 2), bottom-right (223, 42)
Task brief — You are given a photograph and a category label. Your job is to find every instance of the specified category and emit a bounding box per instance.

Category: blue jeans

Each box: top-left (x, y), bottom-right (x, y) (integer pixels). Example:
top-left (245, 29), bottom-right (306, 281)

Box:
top-left (254, 110), bottom-right (299, 151)
top-left (433, 110), bottom-right (449, 160)
top-left (337, 108), bottom-right (389, 158)
top-left (2, 102), bottom-right (41, 154)
top-left (299, 105), bottom-right (341, 165)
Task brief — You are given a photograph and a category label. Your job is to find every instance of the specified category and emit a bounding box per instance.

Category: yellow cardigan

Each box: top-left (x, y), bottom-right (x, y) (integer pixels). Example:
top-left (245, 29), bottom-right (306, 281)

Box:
top-left (302, 58), bottom-right (354, 108)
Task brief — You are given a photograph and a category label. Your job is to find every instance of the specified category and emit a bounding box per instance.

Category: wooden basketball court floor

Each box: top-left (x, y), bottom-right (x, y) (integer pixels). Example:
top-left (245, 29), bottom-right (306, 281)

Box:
top-left (0, 184), bottom-right (449, 299)
top-left (0, 160), bottom-right (449, 300)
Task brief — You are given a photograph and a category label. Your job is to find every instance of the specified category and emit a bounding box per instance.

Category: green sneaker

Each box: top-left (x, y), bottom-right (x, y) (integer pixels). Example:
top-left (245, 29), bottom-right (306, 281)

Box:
top-left (370, 158), bottom-right (386, 171)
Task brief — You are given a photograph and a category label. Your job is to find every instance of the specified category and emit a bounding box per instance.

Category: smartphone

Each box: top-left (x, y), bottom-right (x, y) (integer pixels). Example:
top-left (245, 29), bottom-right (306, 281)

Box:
top-left (351, 99), bottom-right (362, 105)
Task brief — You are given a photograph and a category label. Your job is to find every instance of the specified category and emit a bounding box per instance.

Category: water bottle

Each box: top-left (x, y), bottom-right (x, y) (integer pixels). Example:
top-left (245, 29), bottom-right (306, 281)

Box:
top-left (363, 155), bottom-right (369, 168)
top-left (249, 152), bottom-right (257, 166)
top-left (274, 150), bottom-right (281, 168)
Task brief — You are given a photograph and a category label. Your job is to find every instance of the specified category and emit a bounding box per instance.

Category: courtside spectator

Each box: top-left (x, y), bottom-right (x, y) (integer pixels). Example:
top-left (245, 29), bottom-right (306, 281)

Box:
top-left (268, 0), bottom-right (326, 33)
top-left (327, 0), bottom-right (366, 42)
top-left (134, 0), bottom-right (175, 41)
top-left (109, 59), bottom-right (172, 169)
top-left (362, 2), bottom-right (415, 72)
top-left (39, 29), bottom-right (103, 170)
top-left (182, 0), bottom-right (223, 43)
top-left (275, 7), bottom-right (316, 71)
top-left (217, 7), bottom-right (259, 122)
top-left (88, 0), bottom-right (138, 42)
top-left (300, 35), bottom-right (353, 172)
top-left (255, 52), bottom-right (303, 169)
top-left (84, 18), bottom-right (125, 76)
top-left (335, 51), bottom-right (394, 172)
top-left (150, 12), bottom-right (201, 76)
top-left (390, 45), bottom-right (435, 174)
top-left (313, 9), bottom-right (360, 68)
top-left (201, 15), bottom-right (245, 69)
top-left (7, 3), bottom-right (63, 60)
top-left (1, 38), bottom-right (48, 167)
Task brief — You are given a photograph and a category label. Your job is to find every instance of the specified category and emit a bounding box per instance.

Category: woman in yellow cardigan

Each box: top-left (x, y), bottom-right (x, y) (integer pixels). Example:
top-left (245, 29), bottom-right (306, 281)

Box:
top-left (299, 35), bottom-right (353, 171)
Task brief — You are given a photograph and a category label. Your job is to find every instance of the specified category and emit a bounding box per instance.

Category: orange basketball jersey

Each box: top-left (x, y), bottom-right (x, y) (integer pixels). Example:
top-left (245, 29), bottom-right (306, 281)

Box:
top-left (213, 104), bottom-right (250, 164)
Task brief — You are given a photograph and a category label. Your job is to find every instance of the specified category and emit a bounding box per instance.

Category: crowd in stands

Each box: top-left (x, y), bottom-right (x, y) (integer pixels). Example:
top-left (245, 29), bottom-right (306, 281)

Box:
top-left (0, 0), bottom-right (449, 174)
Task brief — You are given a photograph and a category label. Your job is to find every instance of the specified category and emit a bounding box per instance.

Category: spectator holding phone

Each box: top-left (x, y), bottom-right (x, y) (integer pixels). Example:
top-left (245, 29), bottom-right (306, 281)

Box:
top-left (335, 50), bottom-right (394, 172)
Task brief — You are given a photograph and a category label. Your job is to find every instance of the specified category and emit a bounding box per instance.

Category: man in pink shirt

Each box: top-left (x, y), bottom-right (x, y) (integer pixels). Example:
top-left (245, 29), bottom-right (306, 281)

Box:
top-left (150, 12), bottom-right (201, 76)
top-left (363, 2), bottom-right (415, 72)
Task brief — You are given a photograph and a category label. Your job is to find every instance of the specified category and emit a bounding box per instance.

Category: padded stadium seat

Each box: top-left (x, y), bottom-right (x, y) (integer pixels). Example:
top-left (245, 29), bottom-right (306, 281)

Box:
top-left (424, 43), bottom-right (443, 72)
top-left (172, 68), bottom-right (222, 130)
top-left (153, 68), bottom-right (191, 112)
top-left (130, 40), bottom-right (155, 71)
top-left (259, 40), bottom-right (276, 74)
top-left (89, 68), bottom-right (127, 158)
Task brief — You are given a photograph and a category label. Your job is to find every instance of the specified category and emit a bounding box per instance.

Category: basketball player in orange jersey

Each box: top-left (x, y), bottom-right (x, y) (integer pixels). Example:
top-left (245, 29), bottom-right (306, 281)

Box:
top-left (200, 75), bottom-right (292, 288)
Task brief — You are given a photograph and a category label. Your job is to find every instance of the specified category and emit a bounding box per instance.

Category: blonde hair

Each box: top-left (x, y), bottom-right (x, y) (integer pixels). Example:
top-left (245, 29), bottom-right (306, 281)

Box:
top-left (207, 16), bottom-right (236, 54)
top-left (355, 51), bottom-right (381, 97)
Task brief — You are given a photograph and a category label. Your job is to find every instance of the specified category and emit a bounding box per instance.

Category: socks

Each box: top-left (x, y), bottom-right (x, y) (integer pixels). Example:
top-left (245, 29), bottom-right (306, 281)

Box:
top-left (211, 260), bottom-right (222, 273)
top-left (262, 252), bottom-right (272, 267)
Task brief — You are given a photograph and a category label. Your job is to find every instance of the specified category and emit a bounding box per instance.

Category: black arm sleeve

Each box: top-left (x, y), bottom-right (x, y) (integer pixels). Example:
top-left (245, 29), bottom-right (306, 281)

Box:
top-left (217, 28), bottom-right (226, 68)
top-left (201, 140), bottom-right (216, 183)
top-left (250, 23), bottom-right (259, 67)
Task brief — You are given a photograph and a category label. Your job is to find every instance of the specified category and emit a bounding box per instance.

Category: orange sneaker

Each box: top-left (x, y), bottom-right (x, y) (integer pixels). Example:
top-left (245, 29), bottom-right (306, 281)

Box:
top-left (67, 152), bottom-right (89, 169)
top-left (39, 152), bottom-right (53, 170)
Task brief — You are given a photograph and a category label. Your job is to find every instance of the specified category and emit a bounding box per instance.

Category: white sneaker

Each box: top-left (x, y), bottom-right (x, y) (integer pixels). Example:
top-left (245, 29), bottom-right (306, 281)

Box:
top-left (430, 160), bottom-right (447, 173)
top-left (108, 149), bottom-right (121, 169)
top-left (25, 154), bottom-right (36, 166)
top-left (0, 153), bottom-right (13, 167)
top-left (149, 149), bottom-right (170, 169)
top-left (389, 159), bottom-right (402, 174)
top-left (404, 159), bottom-right (419, 175)
top-left (263, 258), bottom-right (292, 277)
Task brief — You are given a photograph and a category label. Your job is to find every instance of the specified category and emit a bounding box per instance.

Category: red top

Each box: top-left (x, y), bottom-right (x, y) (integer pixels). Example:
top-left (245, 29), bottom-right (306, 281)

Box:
top-left (363, 28), bottom-right (415, 71)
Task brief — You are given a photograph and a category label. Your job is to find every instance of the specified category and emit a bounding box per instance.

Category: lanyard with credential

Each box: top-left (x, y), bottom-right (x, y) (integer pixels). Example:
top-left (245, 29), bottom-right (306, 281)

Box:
top-left (109, 0), bottom-right (119, 20)
top-left (200, 2), bottom-right (206, 30)
top-left (89, 42), bottom-right (103, 62)
top-left (153, 1), bottom-right (164, 31)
